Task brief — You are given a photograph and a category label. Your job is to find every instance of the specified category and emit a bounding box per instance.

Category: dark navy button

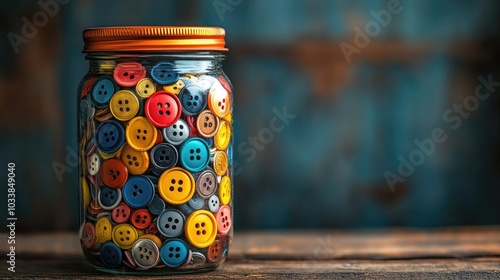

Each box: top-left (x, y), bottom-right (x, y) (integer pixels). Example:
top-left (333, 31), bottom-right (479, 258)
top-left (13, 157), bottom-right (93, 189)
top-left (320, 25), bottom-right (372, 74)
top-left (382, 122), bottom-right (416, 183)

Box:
top-left (179, 138), bottom-right (210, 172)
top-left (178, 203), bottom-right (195, 216)
top-left (96, 120), bottom-right (125, 154)
top-left (122, 176), bottom-right (155, 209)
top-left (147, 195), bottom-right (166, 216)
top-left (98, 187), bottom-right (122, 210)
top-left (150, 143), bottom-right (178, 172)
top-left (100, 241), bottom-right (123, 268)
top-left (151, 62), bottom-right (179, 85)
top-left (157, 209), bottom-right (185, 238)
top-left (91, 76), bottom-right (116, 108)
top-left (178, 84), bottom-right (207, 116)
top-left (160, 239), bottom-right (189, 267)
top-left (163, 119), bottom-right (190, 145)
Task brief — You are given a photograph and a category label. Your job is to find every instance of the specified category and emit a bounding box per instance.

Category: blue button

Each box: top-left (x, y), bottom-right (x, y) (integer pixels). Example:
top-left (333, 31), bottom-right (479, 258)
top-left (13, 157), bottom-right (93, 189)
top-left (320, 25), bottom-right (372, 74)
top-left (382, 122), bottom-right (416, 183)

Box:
top-left (147, 195), bottom-right (166, 216)
top-left (98, 187), bottom-right (122, 210)
top-left (91, 76), bottom-right (116, 108)
top-left (163, 119), bottom-right (190, 145)
top-left (160, 239), bottom-right (189, 267)
top-left (151, 62), bottom-right (179, 85)
top-left (96, 120), bottom-right (125, 154)
top-left (178, 203), bottom-right (194, 216)
top-left (150, 143), bottom-right (178, 173)
top-left (179, 138), bottom-right (210, 172)
top-left (178, 84), bottom-right (207, 116)
top-left (100, 241), bottom-right (123, 268)
top-left (188, 195), bottom-right (205, 210)
top-left (157, 209), bottom-right (185, 238)
top-left (203, 137), bottom-right (214, 148)
top-left (122, 176), bottom-right (155, 209)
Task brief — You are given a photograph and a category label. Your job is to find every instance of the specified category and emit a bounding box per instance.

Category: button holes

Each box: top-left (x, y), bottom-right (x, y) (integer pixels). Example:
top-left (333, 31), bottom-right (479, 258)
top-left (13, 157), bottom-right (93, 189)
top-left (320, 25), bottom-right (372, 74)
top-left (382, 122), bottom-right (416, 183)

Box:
top-left (138, 189), bottom-right (143, 194)
top-left (169, 186), bottom-right (174, 191)
top-left (188, 95), bottom-right (193, 101)
top-left (94, 157), bottom-right (98, 162)
top-left (196, 230), bottom-right (200, 235)
top-left (112, 175), bottom-right (117, 180)
top-left (136, 135), bottom-right (140, 140)
top-left (123, 72), bottom-right (128, 77)
top-left (178, 180), bottom-right (183, 185)
top-left (195, 223), bottom-right (199, 228)
top-left (159, 111), bottom-right (163, 116)
top-left (135, 162), bottom-right (139, 167)
top-left (103, 91), bottom-right (108, 95)
top-left (104, 193), bottom-right (109, 198)
top-left (159, 156), bottom-right (164, 161)
top-left (202, 230), bottom-right (206, 235)
top-left (148, 251), bottom-right (152, 256)
top-left (193, 102), bottom-right (198, 107)
top-left (126, 107), bottom-right (130, 112)
top-left (122, 214), bottom-right (126, 218)
top-left (166, 103), bottom-right (170, 108)
top-left (116, 171), bottom-right (120, 175)
top-left (143, 130), bottom-right (147, 134)
top-left (145, 255), bottom-right (149, 260)
top-left (194, 95), bottom-right (199, 100)
top-left (178, 187), bottom-right (183, 192)
top-left (104, 132), bottom-right (108, 137)
top-left (175, 247), bottom-right (180, 252)
top-left (142, 136), bottom-right (146, 140)
top-left (189, 149), bottom-right (194, 154)
top-left (118, 100), bottom-right (123, 105)
top-left (98, 91), bottom-right (102, 95)
top-left (221, 105), bottom-right (225, 110)
top-left (179, 125), bottom-right (184, 129)
top-left (166, 156), bottom-right (170, 160)
top-left (142, 220), bottom-right (146, 224)
top-left (205, 177), bottom-right (210, 182)
top-left (129, 75), bottom-right (135, 80)
top-left (166, 111), bottom-right (171, 116)
top-left (109, 131), bottom-right (114, 135)
top-left (167, 73), bottom-right (172, 77)
top-left (168, 246), bottom-right (173, 252)
top-left (218, 102), bottom-right (222, 106)
top-left (190, 156), bottom-right (194, 161)
top-left (171, 179), bottom-right (176, 184)
top-left (196, 155), bottom-right (201, 160)
top-left (125, 100), bottom-right (129, 104)
top-left (168, 253), bottom-right (173, 258)
top-left (133, 185), bottom-right (138, 189)
top-left (204, 123), bottom-right (208, 128)
top-left (201, 222), bottom-right (206, 227)
top-left (144, 90), bottom-right (148, 94)
top-left (132, 192), bottom-right (137, 197)
top-left (111, 136), bottom-right (115, 141)
top-left (173, 132), bottom-right (177, 136)
top-left (165, 224), bottom-right (170, 229)
top-left (157, 103), bottom-right (162, 108)
top-left (110, 195), bottom-right (115, 200)
top-left (196, 148), bottom-right (201, 153)
top-left (109, 170), bottom-right (114, 175)
top-left (172, 225), bottom-right (177, 230)
top-left (187, 101), bottom-right (192, 106)
top-left (101, 84), bottom-right (105, 89)
top-left (128, 161), bottom-right (133, 165)
top-left (203, 182), bottom-right (206, 187)
top-left (120, 238), bottom-right (124, 241)
top-left (126, 237), bottom-right (130, 241)
top-left (159, 74), bottom-right (164, 78)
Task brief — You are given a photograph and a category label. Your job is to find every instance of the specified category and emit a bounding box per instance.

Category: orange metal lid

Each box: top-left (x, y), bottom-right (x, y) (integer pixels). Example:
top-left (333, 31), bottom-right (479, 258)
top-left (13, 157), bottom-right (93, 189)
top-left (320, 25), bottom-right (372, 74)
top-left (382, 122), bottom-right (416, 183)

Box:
top-left (83, 26), bottom-right (227, 53)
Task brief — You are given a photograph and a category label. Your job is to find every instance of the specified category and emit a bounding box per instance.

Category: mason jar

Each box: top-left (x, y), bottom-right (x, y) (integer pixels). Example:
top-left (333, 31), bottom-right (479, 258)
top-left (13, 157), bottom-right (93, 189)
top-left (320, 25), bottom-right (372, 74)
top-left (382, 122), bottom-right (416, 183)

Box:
top-left (77, 26), bottom-right (233, 274)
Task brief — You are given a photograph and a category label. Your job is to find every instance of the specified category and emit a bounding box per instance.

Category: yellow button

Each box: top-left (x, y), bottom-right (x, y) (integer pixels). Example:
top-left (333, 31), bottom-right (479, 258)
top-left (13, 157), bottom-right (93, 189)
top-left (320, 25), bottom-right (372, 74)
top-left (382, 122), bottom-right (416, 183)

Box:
top-left (223, 111), bottom-right (232, 123)
top-left (214, 120), bottom-right (231, 150)
top-left (109, 90), bottom-right (140, 121)
top-left (98, 61), bottom-right (116, 74)
top-left (208, 83), bottom-right (230, 118)
top-left (97, 148), bottom-right (117, 159)
top-left (125, 116), bottom-right (158, 151)
top-left (112, 223), bottom-right (138, 249)
top-left (158, 167), bottom-right (195, 205)
top-left (95, 216), bottom-right (113, 244)
top-left (120, 144), bottom-right (149, 175)
top-left (135, 78), bottom-right (157, 98)
top-left (139, 234), bottom-right (162, 248)
top-left (219, 176), bottom-right (231, 205)
top-left (213, 151), bottom-right (228, 176)
top-left (184, 210), bottom-right (217, 248)
top-left (81, 177), bottom-right (90, 209)
top-left (163, 79), bottom-right (185, 95)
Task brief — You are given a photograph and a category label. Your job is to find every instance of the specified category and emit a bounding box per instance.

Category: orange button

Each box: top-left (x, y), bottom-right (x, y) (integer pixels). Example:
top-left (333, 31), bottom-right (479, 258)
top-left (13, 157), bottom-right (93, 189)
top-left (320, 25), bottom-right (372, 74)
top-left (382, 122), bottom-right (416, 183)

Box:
top-left (196, 110), bottom-right (219, 138)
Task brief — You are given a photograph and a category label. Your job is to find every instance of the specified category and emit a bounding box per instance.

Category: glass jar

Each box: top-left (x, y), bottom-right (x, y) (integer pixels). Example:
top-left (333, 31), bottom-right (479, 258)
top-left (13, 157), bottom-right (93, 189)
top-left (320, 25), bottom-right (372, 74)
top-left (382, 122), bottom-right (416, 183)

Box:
top-left (77, 26), bottom-right (233, 274)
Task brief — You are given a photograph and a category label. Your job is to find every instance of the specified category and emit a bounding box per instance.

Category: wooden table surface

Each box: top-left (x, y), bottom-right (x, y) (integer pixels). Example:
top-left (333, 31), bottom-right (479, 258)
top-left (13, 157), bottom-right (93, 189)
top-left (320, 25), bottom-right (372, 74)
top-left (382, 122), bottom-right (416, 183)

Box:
top-left (1, 227), bottom-right (500, 279)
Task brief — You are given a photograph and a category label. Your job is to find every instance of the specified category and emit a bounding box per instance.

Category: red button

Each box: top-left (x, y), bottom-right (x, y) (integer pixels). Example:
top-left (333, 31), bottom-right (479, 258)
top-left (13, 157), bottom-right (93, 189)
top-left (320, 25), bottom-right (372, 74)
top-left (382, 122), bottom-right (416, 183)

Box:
top-left (131, 209), bottom-right (152, 229)
top-left (145, 91), bottom-right (182, 128)
top-left (99, 158), bottom-right (128, 189)
top-left (82, 222), bottom-right (96, 249)
top-left (112, 202), bottom-right (131, 224)
top-left (186, 116), bottom-right (200, 137)
top-left (113, 62), bottom-right (146, 87)
top-left (215, 205), bottom-right (232, 235)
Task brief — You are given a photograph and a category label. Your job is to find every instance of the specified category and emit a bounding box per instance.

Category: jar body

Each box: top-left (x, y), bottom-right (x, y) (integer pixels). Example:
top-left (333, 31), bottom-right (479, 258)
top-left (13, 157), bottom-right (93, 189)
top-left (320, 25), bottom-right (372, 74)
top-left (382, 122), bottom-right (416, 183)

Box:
top-left (78, 52), bottom-right (233, 274)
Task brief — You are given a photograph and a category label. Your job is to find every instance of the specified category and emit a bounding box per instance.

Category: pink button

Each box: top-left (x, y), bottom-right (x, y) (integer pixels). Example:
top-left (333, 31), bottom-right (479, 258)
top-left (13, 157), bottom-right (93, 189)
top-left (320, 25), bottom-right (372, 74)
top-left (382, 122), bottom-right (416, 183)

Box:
top-left (145, 91), bottom-right (182, 128)
top-left (215, 205), bottom-right (232, 235)
top-left (113, 62), bottom-right (146, 87)
top-left (112, 202), bottom-right (131, 224)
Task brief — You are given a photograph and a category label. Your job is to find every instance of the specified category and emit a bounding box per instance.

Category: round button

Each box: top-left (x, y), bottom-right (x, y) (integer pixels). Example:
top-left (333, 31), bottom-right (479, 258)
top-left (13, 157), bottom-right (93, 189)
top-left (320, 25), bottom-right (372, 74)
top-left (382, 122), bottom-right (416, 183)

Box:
top-left (219, 176), bottom-right (231, 205)
top-left (207, 239), bottom-right (223, 262)
top-left (109, 90), bottom-right (140, 121)
top-left (163, 119), bottom-right (190, 145)
top-left (188, 195), bottom-right (205, 210)
top-left (213, 150), bottom-right (228, 176)
top-left (122, 176), bottom-right (155, 208)
top-left (136, 78), bottom-right (157, 98)
top-left (113, 62), bottom-right (146, 87)
top-left (179, 138), bottom-right (210, 172)
top-left (96, 120), bottom-right (125, 154)
top-left (185, 210), bottom-right (217, 248)
top-left (160, 239), bottom-right (189, 267)
top-left (131, 238), bottom-right (160, 269)
top-left (131, 209), bottom-right (152, 230)
top-left (91, 76), bottom-right (116, 108)
top-left (186, 252), bottom-right (206, 269)
top-left (196, 110), bottom-right (219, 138)
top-left (147, 195), bottom-right (166, 216)
top-left (208, 195), bottom-right (220, 213)
top-left (178, 84), bottom-right (207, 116)
top-left (98, 187), bottom-right (122, 210)
top-left (95, 216), bottom-right (113, 244)
top-left (145, 91), bottom-right (182, 128)
top-left (163, 78), bottom-right (185, 95)
top-left (125, 116), bottom-right (158, 151)
top-left (157, 209), bottom-right (185, 238)
top-left (112, 223), bottom-right (139, 249)
top-left (112, 202), bottom-right (131, 224)
top-left (216, 205), bottom-right (232, 235)
top-left (158, 167), bottom-right (195, 205)
top-left (100, 242), bottom-right (123, 268)
top-left (119, 144), bottom-right (149, 175)
top-left (151, 62), bottom-right (179, 85)
top-left (81, 177), bottom-right (91, 209)
top-left (150, 143), bottom-right (178, 172)
top-left (214, 120), bottom-right (231, 151)
top-left (208, 82), bottom-right (230, 118)
top-left (195, 169), bottom-right (217, 199)
top-left (82, 222), bottom-right (96, 249)
top-left (99, 158), bottom-right (128, 189)
top-left (87, 153), bottom-right (101, 176)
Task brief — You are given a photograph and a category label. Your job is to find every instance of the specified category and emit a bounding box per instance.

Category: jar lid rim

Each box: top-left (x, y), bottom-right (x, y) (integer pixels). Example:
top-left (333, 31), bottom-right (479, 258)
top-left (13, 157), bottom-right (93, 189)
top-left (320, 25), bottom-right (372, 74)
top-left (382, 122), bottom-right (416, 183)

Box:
top-left (83, 26), bottom-right (227, 52)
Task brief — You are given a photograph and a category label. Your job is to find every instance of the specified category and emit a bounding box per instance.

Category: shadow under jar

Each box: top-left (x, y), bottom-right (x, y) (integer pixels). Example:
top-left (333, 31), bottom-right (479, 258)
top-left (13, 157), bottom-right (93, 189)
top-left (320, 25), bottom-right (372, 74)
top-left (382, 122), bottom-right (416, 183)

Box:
top-left (78, 26), bottom-right (233, 275)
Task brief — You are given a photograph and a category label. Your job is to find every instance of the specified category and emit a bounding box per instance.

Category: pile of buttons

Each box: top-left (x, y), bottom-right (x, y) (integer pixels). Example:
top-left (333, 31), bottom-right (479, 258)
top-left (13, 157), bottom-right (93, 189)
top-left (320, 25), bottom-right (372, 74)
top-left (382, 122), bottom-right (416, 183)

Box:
top-left (79, 61), bottom-right (232, 271)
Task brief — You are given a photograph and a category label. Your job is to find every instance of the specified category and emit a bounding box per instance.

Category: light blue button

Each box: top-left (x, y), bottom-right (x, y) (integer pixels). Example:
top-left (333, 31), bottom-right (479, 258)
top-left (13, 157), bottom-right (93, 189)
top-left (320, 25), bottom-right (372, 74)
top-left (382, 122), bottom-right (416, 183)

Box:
top-left (160, 239), bottom-right (189, 267)
top-left (151, 62), bottom-right (179, 85)
top-left (122, 176), bottom-right (155, 208)
top-left (157, 209), bottom-right (185, 238)
top-left (179, 138), bottom-right (210, 172)
top-left (91, 76), bottom-right (116, 108)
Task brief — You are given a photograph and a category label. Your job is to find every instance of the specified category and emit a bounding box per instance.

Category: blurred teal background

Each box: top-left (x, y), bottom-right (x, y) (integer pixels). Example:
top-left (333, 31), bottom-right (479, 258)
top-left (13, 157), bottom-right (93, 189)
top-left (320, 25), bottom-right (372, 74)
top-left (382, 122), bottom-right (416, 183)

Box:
top-left (0, 0), bottom-right (499, 231)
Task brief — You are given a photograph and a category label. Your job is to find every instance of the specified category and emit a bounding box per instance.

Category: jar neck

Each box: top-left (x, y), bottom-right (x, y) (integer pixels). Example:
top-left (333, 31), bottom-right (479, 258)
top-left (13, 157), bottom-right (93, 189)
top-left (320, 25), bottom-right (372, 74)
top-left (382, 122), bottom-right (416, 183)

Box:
top-left (86, 51), bottom-right (226, 74)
